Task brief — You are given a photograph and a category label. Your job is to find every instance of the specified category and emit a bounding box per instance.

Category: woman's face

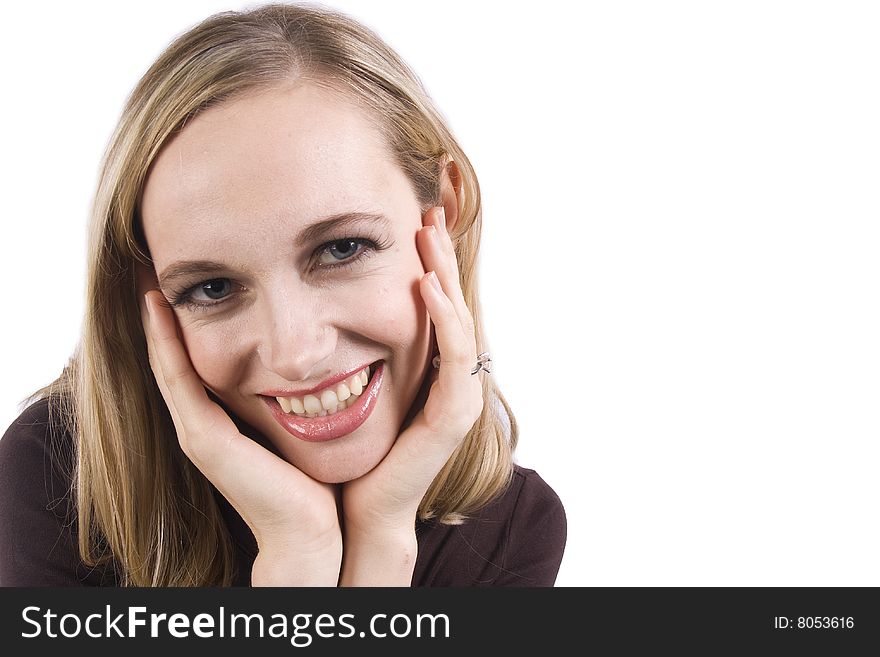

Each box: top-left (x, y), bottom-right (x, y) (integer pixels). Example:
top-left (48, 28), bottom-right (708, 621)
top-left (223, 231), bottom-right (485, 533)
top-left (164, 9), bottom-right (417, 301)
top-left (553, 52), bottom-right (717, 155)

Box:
top-left (140, 82), bottom-right (434, 483)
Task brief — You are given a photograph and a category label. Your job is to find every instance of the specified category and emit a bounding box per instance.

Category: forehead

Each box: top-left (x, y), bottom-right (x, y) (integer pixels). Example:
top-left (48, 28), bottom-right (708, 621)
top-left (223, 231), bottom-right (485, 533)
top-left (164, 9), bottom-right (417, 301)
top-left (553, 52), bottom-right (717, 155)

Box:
top-left (140, 82), bottom-right (406, 257)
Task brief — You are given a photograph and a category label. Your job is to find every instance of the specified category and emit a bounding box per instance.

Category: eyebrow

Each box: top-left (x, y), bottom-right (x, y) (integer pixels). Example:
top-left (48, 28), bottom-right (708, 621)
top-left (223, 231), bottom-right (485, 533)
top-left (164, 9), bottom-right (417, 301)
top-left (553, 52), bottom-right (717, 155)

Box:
top-left (157, 211), bottom-right (391, 288)
top-left (294, 211), bottom-right (390, 248)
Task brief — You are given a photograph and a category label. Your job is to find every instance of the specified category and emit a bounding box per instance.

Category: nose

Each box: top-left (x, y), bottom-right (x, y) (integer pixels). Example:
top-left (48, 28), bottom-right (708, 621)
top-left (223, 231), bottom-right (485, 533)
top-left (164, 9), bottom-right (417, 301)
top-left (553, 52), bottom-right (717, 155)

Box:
top-left (257, 289), bottom-right (337, 383)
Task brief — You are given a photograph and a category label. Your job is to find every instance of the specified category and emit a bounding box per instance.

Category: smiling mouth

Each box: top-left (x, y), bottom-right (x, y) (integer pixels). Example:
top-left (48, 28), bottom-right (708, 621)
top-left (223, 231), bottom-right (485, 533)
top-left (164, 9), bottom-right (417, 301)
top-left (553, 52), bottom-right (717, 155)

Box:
top-left (274, 364), bottom-right (372, 418)
top-left (262, 361), bottom-right (384, 443)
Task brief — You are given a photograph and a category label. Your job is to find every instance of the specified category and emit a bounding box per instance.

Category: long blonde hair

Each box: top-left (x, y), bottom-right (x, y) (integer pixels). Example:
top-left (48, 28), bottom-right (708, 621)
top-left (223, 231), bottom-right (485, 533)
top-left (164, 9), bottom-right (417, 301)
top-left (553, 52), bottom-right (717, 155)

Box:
top-left (27, 2), bottom-right (517, 586)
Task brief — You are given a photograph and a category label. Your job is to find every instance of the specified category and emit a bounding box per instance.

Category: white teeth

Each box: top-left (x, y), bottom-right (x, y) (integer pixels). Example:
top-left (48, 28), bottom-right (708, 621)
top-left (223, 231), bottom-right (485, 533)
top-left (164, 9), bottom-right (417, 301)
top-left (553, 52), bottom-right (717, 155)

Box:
top-left (275, 365), bottom-right (374, 418)
top-left (303, 394), bottom-right (322, 414)
top-left (320, 388), bottom-right (339, 413)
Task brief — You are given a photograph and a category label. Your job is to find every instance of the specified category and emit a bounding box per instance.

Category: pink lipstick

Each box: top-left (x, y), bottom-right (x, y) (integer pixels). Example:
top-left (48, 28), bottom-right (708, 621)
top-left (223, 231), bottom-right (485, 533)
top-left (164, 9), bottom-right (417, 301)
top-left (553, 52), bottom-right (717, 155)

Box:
top-left (263, 361), bottom-right (384, 442)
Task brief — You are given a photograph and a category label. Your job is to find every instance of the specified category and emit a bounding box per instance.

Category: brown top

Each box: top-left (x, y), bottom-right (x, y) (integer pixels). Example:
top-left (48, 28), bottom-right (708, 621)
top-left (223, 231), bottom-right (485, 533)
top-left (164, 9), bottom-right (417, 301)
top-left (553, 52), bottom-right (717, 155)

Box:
top-left (0, 397), bottom-right (566, 586)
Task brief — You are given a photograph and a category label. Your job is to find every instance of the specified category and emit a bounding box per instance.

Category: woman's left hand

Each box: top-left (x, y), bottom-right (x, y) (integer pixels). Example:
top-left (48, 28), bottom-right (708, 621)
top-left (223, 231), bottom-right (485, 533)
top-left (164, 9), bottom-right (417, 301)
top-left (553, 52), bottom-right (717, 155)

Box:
top-left (339, 206), bottom-right (484, 584)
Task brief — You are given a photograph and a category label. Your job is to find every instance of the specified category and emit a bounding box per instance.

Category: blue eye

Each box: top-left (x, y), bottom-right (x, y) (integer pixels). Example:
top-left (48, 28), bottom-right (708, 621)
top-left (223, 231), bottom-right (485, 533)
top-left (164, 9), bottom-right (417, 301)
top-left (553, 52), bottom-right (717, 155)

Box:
top-left (188, 279), bottom-right (233, 302)
top-left (317, 239), bottom-right (367, 265)
top-left (167, 278), bottom-right (238, 312)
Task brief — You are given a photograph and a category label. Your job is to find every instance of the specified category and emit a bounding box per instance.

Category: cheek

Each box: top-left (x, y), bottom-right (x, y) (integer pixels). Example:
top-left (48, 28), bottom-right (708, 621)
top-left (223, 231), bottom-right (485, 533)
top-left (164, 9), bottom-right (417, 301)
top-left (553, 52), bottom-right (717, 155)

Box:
top-left (359, 272), bottom-right (429, 350)
top-left (177, 317), bottom-right (250, 393)
top-left (372, 244), bottom-right (430, 346)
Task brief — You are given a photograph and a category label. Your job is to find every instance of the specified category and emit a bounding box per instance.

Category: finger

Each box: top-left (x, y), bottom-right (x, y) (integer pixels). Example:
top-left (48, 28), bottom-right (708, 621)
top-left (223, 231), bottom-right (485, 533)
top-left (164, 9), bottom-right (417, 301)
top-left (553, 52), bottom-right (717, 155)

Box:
top-left (416, 208), bottom-right (475, 340)
top-left (143, 291), bottom-right (211, 432)
top-left (422, 207), bottom-right (472, 326)
top-left (418, 271), bottom-right (482, 427)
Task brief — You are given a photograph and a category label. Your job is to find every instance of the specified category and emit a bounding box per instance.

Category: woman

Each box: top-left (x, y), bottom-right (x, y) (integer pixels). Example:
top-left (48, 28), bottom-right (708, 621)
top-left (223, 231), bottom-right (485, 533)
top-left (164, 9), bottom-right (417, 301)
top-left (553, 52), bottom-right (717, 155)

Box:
top-left (0, 3), bottom-right (565, 586)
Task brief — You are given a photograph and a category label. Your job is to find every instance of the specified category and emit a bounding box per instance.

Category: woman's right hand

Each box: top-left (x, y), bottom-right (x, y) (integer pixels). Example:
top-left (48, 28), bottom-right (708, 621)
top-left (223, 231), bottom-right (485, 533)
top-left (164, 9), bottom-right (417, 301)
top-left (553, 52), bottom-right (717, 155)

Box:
top-left (138, 278), bottom-right (342, 586)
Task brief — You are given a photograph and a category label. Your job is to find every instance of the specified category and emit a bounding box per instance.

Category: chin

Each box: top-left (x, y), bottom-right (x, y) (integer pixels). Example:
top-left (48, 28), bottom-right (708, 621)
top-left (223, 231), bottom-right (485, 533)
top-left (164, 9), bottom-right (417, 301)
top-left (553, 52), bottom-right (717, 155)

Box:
top-left (306, 465), bottom-right (372, 484)
top-left (296, 450), bottom-right (387, 484)
top-left (272, 424), bottom-right (398, 484)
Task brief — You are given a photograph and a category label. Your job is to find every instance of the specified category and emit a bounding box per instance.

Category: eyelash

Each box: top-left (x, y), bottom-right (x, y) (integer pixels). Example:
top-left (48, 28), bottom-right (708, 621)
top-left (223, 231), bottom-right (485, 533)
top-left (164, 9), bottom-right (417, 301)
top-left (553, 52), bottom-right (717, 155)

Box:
top-left (166, 236), bottom-right (388, 313)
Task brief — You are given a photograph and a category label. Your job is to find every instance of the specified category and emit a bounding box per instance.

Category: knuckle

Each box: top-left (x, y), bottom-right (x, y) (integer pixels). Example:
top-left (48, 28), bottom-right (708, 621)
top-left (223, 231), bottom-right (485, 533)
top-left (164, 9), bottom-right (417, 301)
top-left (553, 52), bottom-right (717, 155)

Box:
top-left (446, 347), bottom-right (470, 367)
top-left (439, 290), bottom-right (458, 314)
top-left (462, 316), bottom-right (476, 337)
top-left (162, 366), bottom-right (193, 389)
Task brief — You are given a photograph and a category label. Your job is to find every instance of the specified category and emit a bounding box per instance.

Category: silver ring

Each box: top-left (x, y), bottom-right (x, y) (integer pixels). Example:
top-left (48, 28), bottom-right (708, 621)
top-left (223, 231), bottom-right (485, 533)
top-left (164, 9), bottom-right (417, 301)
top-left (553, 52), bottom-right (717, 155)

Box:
top-left (471, 352), bottom-right (492, 375)
top-left (431, 352), bottom-right (492, 375)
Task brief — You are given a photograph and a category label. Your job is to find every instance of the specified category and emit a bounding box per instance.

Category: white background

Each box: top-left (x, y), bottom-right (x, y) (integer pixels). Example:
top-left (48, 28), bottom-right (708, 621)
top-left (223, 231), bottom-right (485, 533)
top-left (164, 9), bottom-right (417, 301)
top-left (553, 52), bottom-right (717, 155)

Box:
top-left (2, 1), bottom-right (879, 587)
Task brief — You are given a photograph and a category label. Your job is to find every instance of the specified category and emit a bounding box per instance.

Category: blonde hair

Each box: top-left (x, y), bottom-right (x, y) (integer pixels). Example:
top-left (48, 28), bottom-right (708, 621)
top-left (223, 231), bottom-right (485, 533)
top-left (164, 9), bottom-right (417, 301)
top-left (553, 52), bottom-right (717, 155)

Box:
top-left (27, 2), bottom-right (517, 586)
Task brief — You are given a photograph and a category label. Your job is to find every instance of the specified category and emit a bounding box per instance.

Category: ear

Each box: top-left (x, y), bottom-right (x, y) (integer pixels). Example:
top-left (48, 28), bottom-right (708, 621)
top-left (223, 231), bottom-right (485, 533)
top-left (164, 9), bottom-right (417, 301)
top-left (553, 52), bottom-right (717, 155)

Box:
top-left (438, 158), bottom-right (463, 234)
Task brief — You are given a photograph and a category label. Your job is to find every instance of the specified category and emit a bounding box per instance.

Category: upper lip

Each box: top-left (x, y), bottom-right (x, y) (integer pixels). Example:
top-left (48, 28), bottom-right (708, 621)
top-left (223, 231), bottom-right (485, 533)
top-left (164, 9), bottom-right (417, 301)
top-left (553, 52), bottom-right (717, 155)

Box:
top-left (260, 361), bottom-right (376, 398)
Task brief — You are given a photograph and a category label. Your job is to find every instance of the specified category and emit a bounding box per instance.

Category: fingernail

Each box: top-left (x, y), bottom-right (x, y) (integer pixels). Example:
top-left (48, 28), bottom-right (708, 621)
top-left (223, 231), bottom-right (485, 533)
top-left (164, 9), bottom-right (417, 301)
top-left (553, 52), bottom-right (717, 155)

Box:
top-left (428, 271), bottom-right (443, 293)
top-left (144, 294), bottom-right (153, 321)
top-left (437, 206), bottom-right (446, 231)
